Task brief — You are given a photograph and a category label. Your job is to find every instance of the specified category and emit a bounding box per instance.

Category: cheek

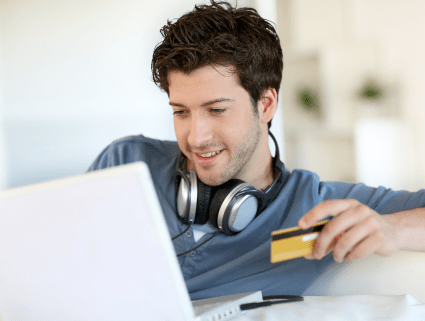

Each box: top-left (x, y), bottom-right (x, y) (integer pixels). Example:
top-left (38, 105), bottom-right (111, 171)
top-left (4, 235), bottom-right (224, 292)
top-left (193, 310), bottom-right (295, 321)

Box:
top-left (173, 120), bottom-right (189, 148)
top-left (224, 117), bottom-right (247, 141)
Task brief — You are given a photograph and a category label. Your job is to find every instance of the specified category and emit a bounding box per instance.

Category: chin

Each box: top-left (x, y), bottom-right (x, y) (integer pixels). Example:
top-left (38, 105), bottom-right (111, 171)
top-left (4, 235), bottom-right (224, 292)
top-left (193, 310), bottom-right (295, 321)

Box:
top-left (194, 167), bottom-right (229, 186)
top-left (197, 174), bottom-right (223, 187)
top-left (193, 157), bottom-right (241, 186)
top-left (197, 168), bottom-right (239, 187)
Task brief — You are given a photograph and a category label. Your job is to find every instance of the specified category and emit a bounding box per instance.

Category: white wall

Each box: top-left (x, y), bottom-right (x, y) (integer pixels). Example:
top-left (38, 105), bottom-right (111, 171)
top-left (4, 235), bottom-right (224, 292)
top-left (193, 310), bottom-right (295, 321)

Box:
top-left (0, 0), bottom-right (190, 187)
top-left (0, 0), bottom-right (281, 188)
top-left (351, 0), bottom-right (425, 189)
top-left (0, 46), bottom-right (5, 190)
top-left (277, 0), bottom-right (425, 191)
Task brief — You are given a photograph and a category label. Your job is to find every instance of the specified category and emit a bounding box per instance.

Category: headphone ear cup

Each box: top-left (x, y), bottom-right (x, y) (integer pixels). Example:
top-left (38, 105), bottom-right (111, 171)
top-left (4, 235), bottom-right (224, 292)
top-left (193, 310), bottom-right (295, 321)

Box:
top-left (209, 179), bottom-right (245, 234)
top-left (175, 171), bottom-right (188, 222)
top-left (194, 177), bottom-right (212, 224)
top-left (176, 170), bottom-right (198, 224)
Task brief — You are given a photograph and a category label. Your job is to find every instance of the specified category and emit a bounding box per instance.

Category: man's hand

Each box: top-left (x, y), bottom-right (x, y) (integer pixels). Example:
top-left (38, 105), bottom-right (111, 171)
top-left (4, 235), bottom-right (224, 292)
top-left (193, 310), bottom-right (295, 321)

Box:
top-left (298, 199), bottom-right (401, 263)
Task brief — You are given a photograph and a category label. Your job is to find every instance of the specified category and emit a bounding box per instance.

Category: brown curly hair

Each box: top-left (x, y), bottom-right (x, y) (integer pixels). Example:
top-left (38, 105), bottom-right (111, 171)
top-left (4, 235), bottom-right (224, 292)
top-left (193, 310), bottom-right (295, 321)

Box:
top-left (151, 0), bottom-right (283, 128)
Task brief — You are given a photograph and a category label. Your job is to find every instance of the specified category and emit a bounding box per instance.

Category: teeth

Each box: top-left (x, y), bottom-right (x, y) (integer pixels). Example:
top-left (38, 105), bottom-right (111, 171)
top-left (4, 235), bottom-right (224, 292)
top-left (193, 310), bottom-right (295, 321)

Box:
top-left (199, 150), bottom-right (221, 158)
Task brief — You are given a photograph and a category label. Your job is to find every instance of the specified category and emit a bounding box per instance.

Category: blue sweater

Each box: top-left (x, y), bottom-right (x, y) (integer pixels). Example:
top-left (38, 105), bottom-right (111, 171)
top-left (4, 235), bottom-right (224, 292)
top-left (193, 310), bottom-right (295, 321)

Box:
top-left (88, 135), bottom-right (425, 300)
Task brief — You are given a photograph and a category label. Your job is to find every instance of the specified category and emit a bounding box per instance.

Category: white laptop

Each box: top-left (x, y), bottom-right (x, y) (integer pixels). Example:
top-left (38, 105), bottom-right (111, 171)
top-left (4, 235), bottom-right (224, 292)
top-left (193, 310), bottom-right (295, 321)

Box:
top-left (0, 162), bottom-right (262, 321)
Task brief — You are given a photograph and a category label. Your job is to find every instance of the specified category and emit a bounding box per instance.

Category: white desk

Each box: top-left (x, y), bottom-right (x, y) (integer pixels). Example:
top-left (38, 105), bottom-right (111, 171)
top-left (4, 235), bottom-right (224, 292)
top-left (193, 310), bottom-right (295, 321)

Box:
top-left (234, 294), bottom-right (425, 320)
top-left (1, 294), bottom-right (424, 320)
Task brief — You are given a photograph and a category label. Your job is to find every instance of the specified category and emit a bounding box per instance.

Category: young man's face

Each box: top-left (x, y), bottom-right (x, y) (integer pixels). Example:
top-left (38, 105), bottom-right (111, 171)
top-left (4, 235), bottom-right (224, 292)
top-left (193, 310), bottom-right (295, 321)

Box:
top-left (168, 65), bottom-right (268, 187)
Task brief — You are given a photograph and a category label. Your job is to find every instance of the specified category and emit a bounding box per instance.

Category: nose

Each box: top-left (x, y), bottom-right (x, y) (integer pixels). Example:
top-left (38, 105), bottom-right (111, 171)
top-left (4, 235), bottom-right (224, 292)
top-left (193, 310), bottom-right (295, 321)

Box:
top-left (187, 112), bottom-right (213, 150)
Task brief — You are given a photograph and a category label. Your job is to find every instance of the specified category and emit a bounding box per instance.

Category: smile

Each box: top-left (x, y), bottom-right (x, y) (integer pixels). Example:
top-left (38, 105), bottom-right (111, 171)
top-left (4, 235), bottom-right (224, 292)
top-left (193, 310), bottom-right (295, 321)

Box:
top-left (197, 150), bottom-right (222, 158)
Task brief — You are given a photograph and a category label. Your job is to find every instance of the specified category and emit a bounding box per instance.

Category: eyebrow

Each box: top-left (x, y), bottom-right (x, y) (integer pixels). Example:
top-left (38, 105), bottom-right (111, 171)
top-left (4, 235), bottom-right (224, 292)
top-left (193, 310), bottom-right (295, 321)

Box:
top-left (169, 98), bottom-right (234, 107)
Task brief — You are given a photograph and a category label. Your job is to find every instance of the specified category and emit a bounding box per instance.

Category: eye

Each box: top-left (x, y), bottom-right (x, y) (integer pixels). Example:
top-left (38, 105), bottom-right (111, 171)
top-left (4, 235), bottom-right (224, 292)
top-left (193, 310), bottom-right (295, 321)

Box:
top-left (211, 108), bottom-right (226, 115)
top-left (173, 110), bottom-right (187, 116)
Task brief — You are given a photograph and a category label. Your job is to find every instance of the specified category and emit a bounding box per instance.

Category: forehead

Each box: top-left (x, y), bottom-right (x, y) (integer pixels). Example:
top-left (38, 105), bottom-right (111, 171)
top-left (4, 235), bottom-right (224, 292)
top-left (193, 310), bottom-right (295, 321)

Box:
top-left (168, 65), bottom-right (246, 102)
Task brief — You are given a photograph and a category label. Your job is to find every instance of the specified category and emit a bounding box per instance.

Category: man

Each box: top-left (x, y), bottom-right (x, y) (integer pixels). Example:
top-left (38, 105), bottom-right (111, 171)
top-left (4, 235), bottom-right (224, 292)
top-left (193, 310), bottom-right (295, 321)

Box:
top-left (88, 1), bottom-right (425, 300)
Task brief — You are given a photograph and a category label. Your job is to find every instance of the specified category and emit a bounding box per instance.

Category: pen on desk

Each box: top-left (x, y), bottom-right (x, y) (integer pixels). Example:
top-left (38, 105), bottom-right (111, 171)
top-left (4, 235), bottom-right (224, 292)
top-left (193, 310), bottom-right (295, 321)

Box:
top-left (239, 295), bottom-right (304, 311)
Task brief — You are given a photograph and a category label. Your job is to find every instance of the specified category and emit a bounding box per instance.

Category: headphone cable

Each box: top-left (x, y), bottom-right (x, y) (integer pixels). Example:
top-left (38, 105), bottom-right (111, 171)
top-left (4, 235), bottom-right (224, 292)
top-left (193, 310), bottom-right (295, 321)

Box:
top-left (171, 221), bottom-right (193, 240)
top-left (176, 232), bottom-right (218, 257)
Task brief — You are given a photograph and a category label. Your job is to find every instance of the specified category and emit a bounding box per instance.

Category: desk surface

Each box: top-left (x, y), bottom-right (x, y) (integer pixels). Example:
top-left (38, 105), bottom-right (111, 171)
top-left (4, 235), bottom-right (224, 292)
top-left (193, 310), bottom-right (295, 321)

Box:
top-left (233, 294), bottom-right (425, 321)
top-left (0, 294), bottom-right (423, 321)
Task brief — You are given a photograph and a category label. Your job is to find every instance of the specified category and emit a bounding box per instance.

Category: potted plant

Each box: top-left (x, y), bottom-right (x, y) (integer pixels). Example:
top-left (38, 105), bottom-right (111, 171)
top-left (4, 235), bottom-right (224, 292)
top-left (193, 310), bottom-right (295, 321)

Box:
top-left (356, 78), bottom-right (386, 118)
top-left (296, 86), bottom-right (321, 118)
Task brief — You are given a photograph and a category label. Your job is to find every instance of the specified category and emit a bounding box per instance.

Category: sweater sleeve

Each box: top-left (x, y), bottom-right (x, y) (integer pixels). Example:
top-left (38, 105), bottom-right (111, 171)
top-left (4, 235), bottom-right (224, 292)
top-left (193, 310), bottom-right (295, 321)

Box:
top-left (316, 180), bottom-right (425, 214)
top-left (87, 135), bottom-right (181, 172)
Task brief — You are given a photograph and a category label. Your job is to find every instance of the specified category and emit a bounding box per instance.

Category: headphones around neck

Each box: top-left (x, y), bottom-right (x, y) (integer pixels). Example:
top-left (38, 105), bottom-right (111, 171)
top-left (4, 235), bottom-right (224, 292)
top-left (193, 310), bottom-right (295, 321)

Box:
top-left (174, 132), bottom-right (284, 236)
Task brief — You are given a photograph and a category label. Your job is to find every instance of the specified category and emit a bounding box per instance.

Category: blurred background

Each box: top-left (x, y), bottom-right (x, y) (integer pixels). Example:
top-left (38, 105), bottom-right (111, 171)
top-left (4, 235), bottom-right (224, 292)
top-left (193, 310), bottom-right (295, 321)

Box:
top-left (0, 0), bottom-right (424, 192)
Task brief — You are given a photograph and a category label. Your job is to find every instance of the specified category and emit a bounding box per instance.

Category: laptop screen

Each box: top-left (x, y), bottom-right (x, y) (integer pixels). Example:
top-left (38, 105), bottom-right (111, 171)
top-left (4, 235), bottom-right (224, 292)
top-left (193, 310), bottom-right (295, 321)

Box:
top-left (0, 163), bottom-right (194, 321)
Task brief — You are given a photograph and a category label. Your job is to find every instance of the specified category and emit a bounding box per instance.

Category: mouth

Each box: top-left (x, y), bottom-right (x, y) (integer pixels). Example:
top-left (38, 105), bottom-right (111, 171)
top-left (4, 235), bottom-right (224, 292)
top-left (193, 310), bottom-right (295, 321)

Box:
top-left (197, 150), bottom-right (222, 158)
top-left (193, 149), bottom-right (223, 165)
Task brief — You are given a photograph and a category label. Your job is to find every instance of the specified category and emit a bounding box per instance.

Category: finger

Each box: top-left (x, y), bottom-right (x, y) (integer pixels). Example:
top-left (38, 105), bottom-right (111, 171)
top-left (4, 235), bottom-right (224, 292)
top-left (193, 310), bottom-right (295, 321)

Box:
top-left (332, 217), bottom-right (378, 262)
top-left (313, 206), bottom-right (371, 259)
top-left (312, 232), bottom-right (338, 260)
top-left (305, 242), bottom-right (334, 261)
top-left (344, 230), bottom-right (384, 262)
top-left (299, 199), bottom-right (360, 229)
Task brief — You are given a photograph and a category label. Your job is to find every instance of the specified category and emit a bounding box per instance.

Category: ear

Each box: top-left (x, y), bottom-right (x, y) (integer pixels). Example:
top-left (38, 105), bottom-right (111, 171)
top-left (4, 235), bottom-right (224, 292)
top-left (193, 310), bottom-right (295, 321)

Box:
top-left (258, 88), bottom-right (277, 124)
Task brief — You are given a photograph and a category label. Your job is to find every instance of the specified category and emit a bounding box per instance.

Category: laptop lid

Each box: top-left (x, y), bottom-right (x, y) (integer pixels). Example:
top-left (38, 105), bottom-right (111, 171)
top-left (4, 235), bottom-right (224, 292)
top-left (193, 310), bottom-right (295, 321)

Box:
top-left (0, 162), bottom-right (195, 321)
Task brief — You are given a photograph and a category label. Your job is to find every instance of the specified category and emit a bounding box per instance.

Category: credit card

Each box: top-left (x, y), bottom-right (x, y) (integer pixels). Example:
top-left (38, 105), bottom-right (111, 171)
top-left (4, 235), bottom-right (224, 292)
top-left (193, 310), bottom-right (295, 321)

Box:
top-left (270, 220), bottom-right (329, 263)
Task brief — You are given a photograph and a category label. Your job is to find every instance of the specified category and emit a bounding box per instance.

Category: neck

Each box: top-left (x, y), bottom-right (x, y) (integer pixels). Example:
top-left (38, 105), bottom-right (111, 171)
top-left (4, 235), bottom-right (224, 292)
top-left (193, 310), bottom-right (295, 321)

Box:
top-left (247, 143), bottom-right (274, 191)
